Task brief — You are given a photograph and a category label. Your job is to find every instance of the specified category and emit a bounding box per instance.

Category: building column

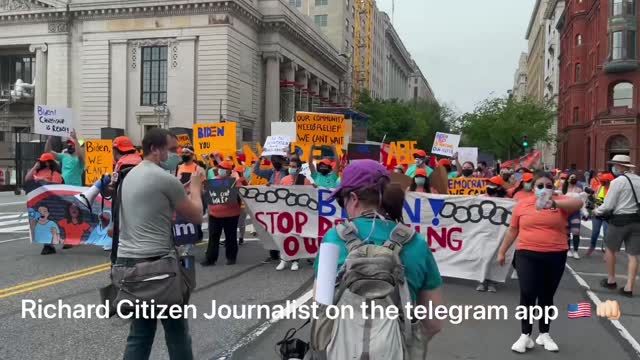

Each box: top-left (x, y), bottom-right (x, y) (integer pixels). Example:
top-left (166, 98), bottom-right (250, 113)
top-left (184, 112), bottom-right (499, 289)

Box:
top-left (169, 36), bottom-right (197, 128)
top-left (29, 43), bottom-right (48, 106)
top-left (330, 87), bottom-right (338, 103)
top-left (309, 77), bottom-right (320, 111)
top-left (110, 40), bottom-right (128, 130)
top-left (263, 52), bottom-right (282, 138)
top-left (320, 82), bottom-right (329, 103)
top-left (296, 69), bottom-right (310, 112)
top-left (281, 61), bottom-right (297, 122)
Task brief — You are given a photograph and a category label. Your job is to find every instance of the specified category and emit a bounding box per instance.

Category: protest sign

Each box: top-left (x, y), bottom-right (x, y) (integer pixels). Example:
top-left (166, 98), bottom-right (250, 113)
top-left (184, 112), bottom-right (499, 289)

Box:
top-left (347, 143), bottom-right (380, 161)
top-left (240, 186), bottom-right (516, 282)
top-left (271, 122), bottom-right (297, 140)
top-left (25, 181), bottom-right (113, 248)
top-left (84, 140), bottom-right (113, 185)
top-left (206, 177), bottom-right (238, 206)
top-left (34, 105), bottom-right (73, 137)
top-left (431, 132), bottom-right (461, 157)
top-left (193, 122), bottom-right (237, 160)
top-left (173, 214), bottom-right (200, 245)
top-left (386, 141), bottom-right (417, 165)
top-left (262, 136), bottom-right (291, 157)
top-left (295, 111), bottom-right (345, 147)
top-left (177, 134), bottom-right (192, 149)
top-left (457, 147), bottom-right (478, 168)
top-left (448, 177), bottom-right (488, 195)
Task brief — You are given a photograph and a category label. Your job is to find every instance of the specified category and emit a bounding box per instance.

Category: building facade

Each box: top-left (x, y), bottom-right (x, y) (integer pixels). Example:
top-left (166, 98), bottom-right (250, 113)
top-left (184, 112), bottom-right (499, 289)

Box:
top-left (526, 0), bottom-right (550, 101)
top-left (557, 0), bottom-right (639, 170)
top-left (0, 0), bottom-right (347, 161)
top-left (409, 60), bottom-right (436, 103)
top-left (512, 52), bottom-right (529, 101)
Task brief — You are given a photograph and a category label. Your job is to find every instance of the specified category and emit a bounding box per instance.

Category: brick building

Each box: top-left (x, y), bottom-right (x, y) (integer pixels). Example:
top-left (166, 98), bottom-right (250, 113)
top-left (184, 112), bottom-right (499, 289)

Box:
top-left (557, 0), bottom-right (639, 170)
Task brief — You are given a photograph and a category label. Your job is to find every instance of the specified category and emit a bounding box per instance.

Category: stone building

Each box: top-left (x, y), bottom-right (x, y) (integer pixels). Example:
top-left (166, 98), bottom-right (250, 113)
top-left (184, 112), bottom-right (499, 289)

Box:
top-left (526, 0), bottom-right (550, 102)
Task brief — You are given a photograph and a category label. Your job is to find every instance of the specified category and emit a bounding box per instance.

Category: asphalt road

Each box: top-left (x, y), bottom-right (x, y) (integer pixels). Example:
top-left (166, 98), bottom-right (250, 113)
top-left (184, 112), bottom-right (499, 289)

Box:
top-left (0, 191), bottom-right (638, 360)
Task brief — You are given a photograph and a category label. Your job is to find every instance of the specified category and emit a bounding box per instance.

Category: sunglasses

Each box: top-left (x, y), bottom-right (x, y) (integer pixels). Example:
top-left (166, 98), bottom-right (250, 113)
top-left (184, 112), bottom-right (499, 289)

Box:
top-left (536, 183), bottom-right (554, 190)
top-left (337, 191), bottom-right (352, 208)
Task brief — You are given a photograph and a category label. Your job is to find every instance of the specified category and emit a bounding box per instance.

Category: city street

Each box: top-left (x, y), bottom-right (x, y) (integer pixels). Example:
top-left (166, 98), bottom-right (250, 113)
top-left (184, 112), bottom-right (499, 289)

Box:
top-left (0, 192), bottom-right (638, 360)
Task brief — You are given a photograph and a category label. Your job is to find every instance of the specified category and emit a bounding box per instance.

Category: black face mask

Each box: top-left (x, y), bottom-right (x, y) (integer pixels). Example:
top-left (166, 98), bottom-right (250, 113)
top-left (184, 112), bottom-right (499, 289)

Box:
top-left (318, 168), bottom-right (330, 176)
top-left (487, 187), bottom-right (506, 198)
top-left (273, 162), bottom-right (282, 170)
top-left (182, 155), bottom-right (192, 162)
top-left (39, 161), bottom-right (47, 169)
top-left (66, 146), bottom-right (75, 155)
top-left (444, 165), bottom-right (452, 173)
top-left (462, 169), bottom-right (474, 177)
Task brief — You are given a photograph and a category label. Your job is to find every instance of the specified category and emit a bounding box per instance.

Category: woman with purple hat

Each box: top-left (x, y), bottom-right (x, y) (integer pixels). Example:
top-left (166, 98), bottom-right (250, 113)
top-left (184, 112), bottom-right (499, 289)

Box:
top-left (314, 160), bottom-right (444, 344)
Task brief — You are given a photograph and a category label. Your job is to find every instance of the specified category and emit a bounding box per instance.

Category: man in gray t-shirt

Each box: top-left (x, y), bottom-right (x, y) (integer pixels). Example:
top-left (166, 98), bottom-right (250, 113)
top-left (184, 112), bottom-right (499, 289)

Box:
top-left (115, 128), bottom-right (203, 360)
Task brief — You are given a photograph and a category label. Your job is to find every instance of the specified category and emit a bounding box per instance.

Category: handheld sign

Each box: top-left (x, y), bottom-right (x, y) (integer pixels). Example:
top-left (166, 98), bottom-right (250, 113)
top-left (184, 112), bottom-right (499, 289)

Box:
top-left (347, 143), bottom-right (380, 161)
top-left (177, 134), bottom-right (192, 149)
top-left (431, 132), bottom-right (461, 157)
top-left (386, 141), bottom-right (417, 165)
top-left (207, 177), bottom-right (238, 206)
top-left (84, 140), bottom-right (113, 185)
top-left (34, 105), bottom-right (73, 137)
top-left (173, 214), bottom-right (200, 245)
top-left (295, 111), bottom-right (345, 147)
top-left (262, 135), bottom-right (291, 157)
top-left (193, 122), bottom-right (237, 160)
top-left (448, 177), bottom-right (488, 195)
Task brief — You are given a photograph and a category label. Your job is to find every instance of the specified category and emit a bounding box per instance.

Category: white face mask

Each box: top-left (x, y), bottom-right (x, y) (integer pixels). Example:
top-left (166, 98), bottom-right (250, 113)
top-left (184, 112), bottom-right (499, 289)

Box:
top-left (218, 169), bottom-right (228, 177)
top-left (415, 158), bottom-right (424, 166)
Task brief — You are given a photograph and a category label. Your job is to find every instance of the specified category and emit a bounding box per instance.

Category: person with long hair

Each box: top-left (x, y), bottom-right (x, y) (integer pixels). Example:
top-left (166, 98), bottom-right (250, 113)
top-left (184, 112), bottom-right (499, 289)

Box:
top-left (25, 153), bottom-right (63, 184)
top-left (408, 168), bottom-right (435, 193)
top-left (498, 172), bottom-right (583, 353)
top-left (561, 174), bottom-right (584, 259)
top-left (315, 159), bottom-right (444, 347)
top-left (58, 203), bottom-right (91, 247)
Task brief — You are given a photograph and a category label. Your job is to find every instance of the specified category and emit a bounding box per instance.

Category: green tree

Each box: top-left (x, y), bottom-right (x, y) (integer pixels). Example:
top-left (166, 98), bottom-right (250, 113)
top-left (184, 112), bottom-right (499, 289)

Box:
top-left (457, 97), bottom-right (555, 160)
top-left (355, 90), bottom-right (453, 149)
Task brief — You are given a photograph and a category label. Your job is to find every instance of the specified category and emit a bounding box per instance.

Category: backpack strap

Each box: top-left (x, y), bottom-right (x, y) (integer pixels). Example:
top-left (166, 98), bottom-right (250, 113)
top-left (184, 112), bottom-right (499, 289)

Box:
top-left (384, 224), bottom-right (415, 256)
top-left (336, 222), bottom-right (363, 253)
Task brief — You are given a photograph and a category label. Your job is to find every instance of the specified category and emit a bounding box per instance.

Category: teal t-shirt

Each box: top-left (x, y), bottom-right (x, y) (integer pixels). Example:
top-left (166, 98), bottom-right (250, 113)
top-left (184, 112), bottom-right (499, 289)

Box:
top-left (406, 165), bottom-right (433, 178)
top-left (312, 172), bottom-right (340, 188)
top-left (314, 218), bottom-right (442, 301)
top-left (448, 171), bottom-right (458, 179)
top-left (56, 153), bottom-right (83, 186)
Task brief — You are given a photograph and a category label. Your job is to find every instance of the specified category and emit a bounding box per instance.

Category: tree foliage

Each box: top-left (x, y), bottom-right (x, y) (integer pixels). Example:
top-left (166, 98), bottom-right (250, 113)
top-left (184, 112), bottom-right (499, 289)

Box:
top-left (355, 90), bottom-right (453, 150)
top-left (455, 97), bottom-right (555, 160)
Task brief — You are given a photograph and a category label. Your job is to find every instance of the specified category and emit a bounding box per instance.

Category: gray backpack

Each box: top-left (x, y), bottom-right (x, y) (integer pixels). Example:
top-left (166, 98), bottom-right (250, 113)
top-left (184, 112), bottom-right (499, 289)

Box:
top-left (308, 221), bottom-right (429, 360)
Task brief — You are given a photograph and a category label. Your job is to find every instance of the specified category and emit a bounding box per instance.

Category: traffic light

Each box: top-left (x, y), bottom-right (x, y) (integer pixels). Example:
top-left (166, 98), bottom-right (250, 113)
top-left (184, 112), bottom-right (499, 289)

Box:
top-left (522, 136), bottom-right (529, 148)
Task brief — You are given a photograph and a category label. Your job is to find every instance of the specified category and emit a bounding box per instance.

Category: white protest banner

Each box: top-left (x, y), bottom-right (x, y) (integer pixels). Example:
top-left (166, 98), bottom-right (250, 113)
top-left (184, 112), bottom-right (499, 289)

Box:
top-left (34, 105), bottom-right (73, 137)
top-left (262, 135), bottom-right (291, 157)
top-left (457, 147), bottom-right (478, 167)
top-left (240, 186), bottom-right (516, 282)
top-left (431, 132), bottom-right (461, 157)
top-left (271, 122), bottom-right (297, 140)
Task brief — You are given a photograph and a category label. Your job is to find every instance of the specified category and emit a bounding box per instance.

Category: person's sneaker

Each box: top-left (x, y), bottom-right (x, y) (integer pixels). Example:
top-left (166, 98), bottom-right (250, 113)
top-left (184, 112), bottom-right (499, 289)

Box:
top-left (40, 245), bottom-right (56, 255)
top-left (535, 333), bottom-right (559, 352)
top-left (567, 250), bottom-right (574, 258)
top-left (251, 231), bottom-right (257, 236)
top-left (200, 260), bottom-right (216, 267)
top-left (600, 278), bottom-right (617, 289)
top-left (62, 244), bottom-right (73, 249)
top-left (291, 261), bottom-right (299, 271)
top-left (276, 260), bottom-right (287, 271)
top-left (511, 334), bottom-right (534, 353)
top-left (476, 283), bottom-right (487, 292)
top-left (262, 256), bottom-right (276, 264)
top-left (487, 284), bottom-right (497, 293)
top-left (619, 287), bottom-right (633, 298)
top-left (572, 251), bottom-right (580, 260)
top-left (511, 270), bottom-right (518, 280)
top-left (238, 238), bottom-right (244, 246)
top-left (586, 247), bottom-right (595, 257)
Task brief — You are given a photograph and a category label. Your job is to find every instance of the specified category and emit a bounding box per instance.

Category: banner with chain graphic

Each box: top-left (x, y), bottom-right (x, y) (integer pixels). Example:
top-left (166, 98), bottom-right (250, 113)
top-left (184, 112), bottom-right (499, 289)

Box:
top-left (239, 186), bottom-right (517, 282)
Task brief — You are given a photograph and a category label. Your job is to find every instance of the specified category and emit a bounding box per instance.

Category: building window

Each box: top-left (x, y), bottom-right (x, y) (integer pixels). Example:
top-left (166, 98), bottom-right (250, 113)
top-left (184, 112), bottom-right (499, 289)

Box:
top-left (611, 30), bottom-right (636, 60)
top-left (627, 31), bottom-right (637, 58)
top-left (612, 31), bottom-right (624, 59)
top-left (242, 127), bottom-right (253, 142)
top-left (576, 34), bottom-right (583, 46)
top-left (575, 63), bottom-right (582, 81)
top-left (314, 15), bottom-right (328, 27)
top-left (612, 82), bottom-right (634, 107)
top-left (612, 0), bottom-right (636, 16)
top-left (573, 107), bottom-right (580, 123)
top-left (289, 0), bottom-right (301, 7)
top-left (141, 46), bottom-right (168, 106)
top-left (316, 0), bottom-right (328, 5)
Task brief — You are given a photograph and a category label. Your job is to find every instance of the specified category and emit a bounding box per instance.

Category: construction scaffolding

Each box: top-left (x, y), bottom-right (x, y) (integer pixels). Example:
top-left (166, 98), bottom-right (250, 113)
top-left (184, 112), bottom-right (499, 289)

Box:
top-left (353, 0), bottom-right (374, 101)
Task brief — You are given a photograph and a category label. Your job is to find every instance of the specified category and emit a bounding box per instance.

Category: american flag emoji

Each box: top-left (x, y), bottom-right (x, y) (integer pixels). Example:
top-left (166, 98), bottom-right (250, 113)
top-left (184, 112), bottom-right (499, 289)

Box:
top-left (568, 302), bottom-right (592, 318)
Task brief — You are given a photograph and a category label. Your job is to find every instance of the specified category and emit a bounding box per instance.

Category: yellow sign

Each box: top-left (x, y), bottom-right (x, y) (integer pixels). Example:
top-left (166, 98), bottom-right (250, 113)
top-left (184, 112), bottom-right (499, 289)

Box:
top-left (386, 141), bottom-right (417, 165)
top-left (447, 177), bottom-right (488, 195)
top-left (177, 134), bottom-right (192, 149)
top-left (193, 122), bottom-right (237, 160)
top-left (84, 140), bottom-right (113, 185)
top-left (295, 112), bottom-right (345, 148)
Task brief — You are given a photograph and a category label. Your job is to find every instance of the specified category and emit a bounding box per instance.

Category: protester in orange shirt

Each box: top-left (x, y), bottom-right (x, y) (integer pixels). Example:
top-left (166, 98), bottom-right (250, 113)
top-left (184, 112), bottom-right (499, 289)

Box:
top-left (25, 153), bottom-right (64, 184)
top-left (280, 157), bottom-right (312, 186)
top-left (508, 172), bottom-right (535, 201)
top-left (498, 172), bottom-right (583, 354)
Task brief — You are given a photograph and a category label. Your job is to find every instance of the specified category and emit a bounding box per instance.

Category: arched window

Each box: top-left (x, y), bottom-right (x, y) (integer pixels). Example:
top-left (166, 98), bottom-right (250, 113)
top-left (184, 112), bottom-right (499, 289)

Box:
top-left (612, 82), bottom-right (634, 107)
top-left (576, 34), bottom-right (583, 46)
top-left (575, 63), bottom-right (582, 81)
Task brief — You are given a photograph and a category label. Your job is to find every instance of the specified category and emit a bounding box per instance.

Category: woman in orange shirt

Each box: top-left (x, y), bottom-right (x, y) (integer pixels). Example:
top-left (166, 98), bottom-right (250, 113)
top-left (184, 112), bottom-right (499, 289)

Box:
top-left (407, 168), bottom-right (438, 193)
top-left (498, 172), bottom-right (583, 354)
top-left (25, 153), bottom-right (64, 184)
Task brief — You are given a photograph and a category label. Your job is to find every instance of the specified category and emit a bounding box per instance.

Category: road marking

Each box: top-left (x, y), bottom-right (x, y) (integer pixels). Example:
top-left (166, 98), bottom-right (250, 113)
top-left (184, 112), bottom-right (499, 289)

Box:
top-left (566, 264), bottom-right (640, 357)
top-left (0, 236), bottom-right (30, 244)
top-left (216, 288), bottom-right (314, 360)
top-left (0, 201), bottom-right (26, 207)
top-left (0, 262), bottom-right (110, 299)
top-left (0, 225), bottom-right (29, 233)
top-left (0, 214), bottom-right (21, 220)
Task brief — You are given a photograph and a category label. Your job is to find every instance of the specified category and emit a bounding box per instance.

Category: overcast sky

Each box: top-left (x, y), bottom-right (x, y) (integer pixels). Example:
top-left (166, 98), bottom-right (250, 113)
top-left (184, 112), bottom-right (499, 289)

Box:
top-left (376, 0), bottom-right (535, 114)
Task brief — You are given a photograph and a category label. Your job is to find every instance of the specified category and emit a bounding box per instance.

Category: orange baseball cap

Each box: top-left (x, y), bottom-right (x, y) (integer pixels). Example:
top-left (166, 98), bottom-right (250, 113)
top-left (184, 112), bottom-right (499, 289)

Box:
top-left (318, 159), bottom-right (333, 166)
top-left (234, 165), bottom-right (245, 173)
top-left (415, 168), bottom-right (428, 177)
top-left (39, 153), bottom-right (55, 162)
top-left (438, 159), bottom-right (451, 167)
top-left (522, 173), bottom-right (534, 183)
top-left (113, 136), bottom-right (136, 152)
top-left (600, 173), bottom-right (614, 182)
top-left (219, 160), bottom-right (234, 170)
top-left (488, 176), bottom-right (504, 187)
top-left (413, 150), bottom-right (427, 158)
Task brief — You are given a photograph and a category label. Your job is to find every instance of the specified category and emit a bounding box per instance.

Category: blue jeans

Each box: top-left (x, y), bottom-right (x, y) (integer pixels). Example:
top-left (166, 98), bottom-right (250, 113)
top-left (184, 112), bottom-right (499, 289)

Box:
top-left (123, 318), bottom-right (193, 360)
top-left (590, 217), bottom-right (609, 249)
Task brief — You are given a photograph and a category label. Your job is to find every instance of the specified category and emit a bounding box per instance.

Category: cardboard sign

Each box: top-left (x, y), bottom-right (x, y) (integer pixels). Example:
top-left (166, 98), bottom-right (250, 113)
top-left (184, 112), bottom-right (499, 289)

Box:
top-left (271, 122), bottom-right (297, 140)
top-left (84, 140), bottom-right (113, 185)
top-left (457, 147), bottom-right (478, 168)
top-left (262, 135), bottom-right (291, 157)
top-left (177, 134), bottom-right (192, 149)
top-left (431, 132), bottom-right (461, 157)
top-left (193, 122), bottom-right (237, 160)
top-left (386, 141), bottom-right (417, 165)
top-left (34, 105), bottom-right (73, 137)
top-left (347, 143), bottom-right (380, 161)
top-left (448, 177), bottom-right (488, 195)
top-left (295, 112), bottom-right (345, 147)
top-left (206, 177), bottom-right (238, 206)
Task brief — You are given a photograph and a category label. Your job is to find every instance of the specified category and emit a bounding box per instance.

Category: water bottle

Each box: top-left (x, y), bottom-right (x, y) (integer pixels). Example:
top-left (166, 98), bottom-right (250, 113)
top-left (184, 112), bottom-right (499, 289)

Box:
top-left (536, 189), bottom-right (553, 210)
